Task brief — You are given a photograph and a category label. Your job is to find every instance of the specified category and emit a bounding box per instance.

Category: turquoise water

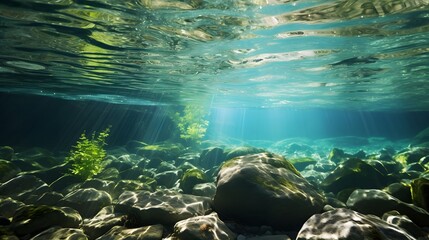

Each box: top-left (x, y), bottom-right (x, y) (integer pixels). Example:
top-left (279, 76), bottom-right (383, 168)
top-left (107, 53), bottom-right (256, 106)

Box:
top-left (1, 0), bottom-right (429, 110)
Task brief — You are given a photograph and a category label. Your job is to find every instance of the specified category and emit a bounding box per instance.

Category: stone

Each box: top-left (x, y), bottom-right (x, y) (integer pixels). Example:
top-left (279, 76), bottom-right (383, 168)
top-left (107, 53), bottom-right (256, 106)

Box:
top-left (24, 163), bottom-right (70, 184)
top-left (214, 153), bottom-right (326, 230)
top-left (96, 224), bottom-right (163, 240)
top-left (96, 167), bottom-right (120, 181)
top-left (0, 175), bottom-right (51, 204)
top-left (321, 158), bottom-right (390, 194)
top-left (180, 168), bottom-right (208, 194)
top-left (58, 188), bottom-right (112, 218)
top-left (395, 147), bottom-right (429, 166)
top-left (0, 198), bottom-right (25, 218)
top-left (80, 178), bottom-right (115, 193)
top-left (192, 183), bottom-right (216, 198)
top-left (35, 191), bottom-right (63, 205)
top-left (296, 208), bottom-right (416, 240)
top-left (384, 182), bottom-right (412, 203)
top-left (224, 146), bottom-right (265, 160)
top-left (30, 227), bottom-right (88, 240)
top-left (199, 147), bottom-right (225, 169)
top-left (382, 211), bottom-right (429, 239)
top-left (112, 180), bottom-right (152, 199)
top-left (288, 157), bottom-right (317, 171)
top-left (411, 177), bottom-right (429, 211)
top-left (118, 189), bottom-right (212, 226)
top-left (155, 170), bottom-right (180, 188)
top-left (82, 206), bottom-right (127, 239)
top-left (407, 163), bottom-right (426, 172)
top-left (346, 189), bottom-right (429, 227)
top-left (0, 146), bottom-right (14, 161)
top-left (171, 212), bottom-right (235, 240)
top-left (11, 205), bottom-right (82, 237)
top-left (328, 148), bottom-right (347, 163)
top-left (0, 160), bottom-right (20, 183)
top-left (49, 175), bottom-right (83, 193)
top-left (137, 142), bottom-right (183, 161)
top-left (157, 161), bottom-right (177, 172)
top-left (246, 236), bottom-right (292, 240)
top-left (120, 167), bottom-right (144, 180)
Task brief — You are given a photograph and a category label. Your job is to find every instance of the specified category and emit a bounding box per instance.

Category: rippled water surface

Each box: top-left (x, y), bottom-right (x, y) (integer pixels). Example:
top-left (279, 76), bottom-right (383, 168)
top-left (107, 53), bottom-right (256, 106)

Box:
top-left (1, 0), bottom-right (428, 109)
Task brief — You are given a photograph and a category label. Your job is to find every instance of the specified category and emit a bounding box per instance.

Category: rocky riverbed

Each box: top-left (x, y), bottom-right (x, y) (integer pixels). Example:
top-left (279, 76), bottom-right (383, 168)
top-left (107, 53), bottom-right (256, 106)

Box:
top-left (1, 132), bottom-right (429, 240)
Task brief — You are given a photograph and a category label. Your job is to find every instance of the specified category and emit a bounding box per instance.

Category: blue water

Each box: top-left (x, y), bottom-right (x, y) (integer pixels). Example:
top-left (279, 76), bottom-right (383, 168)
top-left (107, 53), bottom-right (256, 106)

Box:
top-left (0, 0), bottom-right (429, 149)
top-left (1, 0), bottom-right (429, 110)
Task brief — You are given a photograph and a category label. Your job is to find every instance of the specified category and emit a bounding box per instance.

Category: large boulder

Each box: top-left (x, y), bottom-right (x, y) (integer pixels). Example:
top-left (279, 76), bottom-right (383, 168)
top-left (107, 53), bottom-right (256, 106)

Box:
top-left (213, 152), bottom-right (326, 230)
top-left (296, 208), bottom-right (416, 240)
top-left (171, 212), bottom-right (236, 240)
top-left (346, 189), bottom-right (429, 227)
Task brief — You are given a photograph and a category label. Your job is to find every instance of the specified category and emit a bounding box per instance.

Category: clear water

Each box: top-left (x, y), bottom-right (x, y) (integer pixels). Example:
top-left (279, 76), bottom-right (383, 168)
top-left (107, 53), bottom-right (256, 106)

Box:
top-left (1, 0), bottom-right (429, 110)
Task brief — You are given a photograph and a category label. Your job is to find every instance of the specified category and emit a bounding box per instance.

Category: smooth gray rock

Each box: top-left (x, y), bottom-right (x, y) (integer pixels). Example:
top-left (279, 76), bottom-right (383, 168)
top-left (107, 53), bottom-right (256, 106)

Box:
top-left (58, 188), bottom-right (112, 218)
top-left (346, 189), bottom-right (429, 227)
top-left (11, 205), bottom-right (82, 237)
top-left (30, 227), bottom-right (88, 240)
top-left (171, 212), bottom-right (235, 240)
top-left (82, 206), bottom-right (127, 239)
top-left (0, 175), bottom-right (51, 204)
top-left (96, 224), bottom-right (163, 240)
top-left (118, 189), bottom-right (212, 226)
top-left (296, 208), bottom-right (416, 240)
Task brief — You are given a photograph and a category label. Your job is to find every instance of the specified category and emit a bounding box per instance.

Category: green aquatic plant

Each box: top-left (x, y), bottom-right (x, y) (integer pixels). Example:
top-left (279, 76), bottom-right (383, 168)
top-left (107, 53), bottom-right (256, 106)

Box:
top-left (66, 126), bottom-right (110, 180)
top-left (172, 105), bottom-right (209, 147)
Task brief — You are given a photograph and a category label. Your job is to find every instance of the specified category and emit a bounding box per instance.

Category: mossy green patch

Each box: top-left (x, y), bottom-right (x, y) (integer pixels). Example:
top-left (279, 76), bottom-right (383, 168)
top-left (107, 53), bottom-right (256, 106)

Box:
top-left (180, 168), bottom-right (207, 193)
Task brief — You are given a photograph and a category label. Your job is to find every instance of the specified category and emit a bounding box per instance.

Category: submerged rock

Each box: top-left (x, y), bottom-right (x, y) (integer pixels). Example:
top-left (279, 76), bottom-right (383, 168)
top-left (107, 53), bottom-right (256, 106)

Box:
top-left (296, 208), bottom-right (416, 240)
top-left (346, 189), bottom-right (429, 227)
top-left (0, 146), bottom-right (14, 161)
top-left (199, 147), bottom-right (225, 169)
top-left (394, 147), bottom-right (429, 166)
top-left (170, 212), bottom-right (235, 240)
top-left (118, 189), bottom-right (212, 226)
top-left (321, 158), bottom-right (390, 194)
top-left (411, 177), bottom-right (429, 211)
top-left (0, 197), bottom-right (25, 218)
top-left (0, 160), bottom-right (20, 183)
top-left (224, 146), bottom-right (265, 161)
top-left (214, 152), bottom-right (326, 230)
top-left (97, 224), bottom-right (163, 240)
top-left (58, 188), bottom-right (112, 218)
top-left (82, 206), bottom-right (127, 239)
top-left (31, 227), bottom-right (88, 240)
top-left (11, 205), bottom-right (82, 237)
top-left (180, 168), bottom-right (208, 194)
top-left (384, 182), bottom-right (412, 203)
top-left (382, 211), bottom-right (429, 239)
top-left (0, 175), bottom-right (51, 204)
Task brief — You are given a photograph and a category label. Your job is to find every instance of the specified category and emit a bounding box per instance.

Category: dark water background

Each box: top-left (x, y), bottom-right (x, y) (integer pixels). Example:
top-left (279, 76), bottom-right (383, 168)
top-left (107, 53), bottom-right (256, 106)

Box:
top-left (1, 93), bottom-right (428, 151)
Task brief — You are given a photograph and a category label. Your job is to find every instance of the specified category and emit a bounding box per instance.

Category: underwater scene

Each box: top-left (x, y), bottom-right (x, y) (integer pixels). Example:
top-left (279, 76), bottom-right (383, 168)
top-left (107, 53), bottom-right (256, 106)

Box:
top-left (1, 0), bottom-right (429, 239)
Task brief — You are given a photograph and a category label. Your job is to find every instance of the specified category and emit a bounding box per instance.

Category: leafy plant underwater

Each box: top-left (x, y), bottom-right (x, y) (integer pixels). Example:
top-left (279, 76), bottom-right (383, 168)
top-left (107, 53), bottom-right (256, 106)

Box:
top-left (172, 105), bottom-right (209, 147)
top-left (66, 126), bottom-right (110, 180)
